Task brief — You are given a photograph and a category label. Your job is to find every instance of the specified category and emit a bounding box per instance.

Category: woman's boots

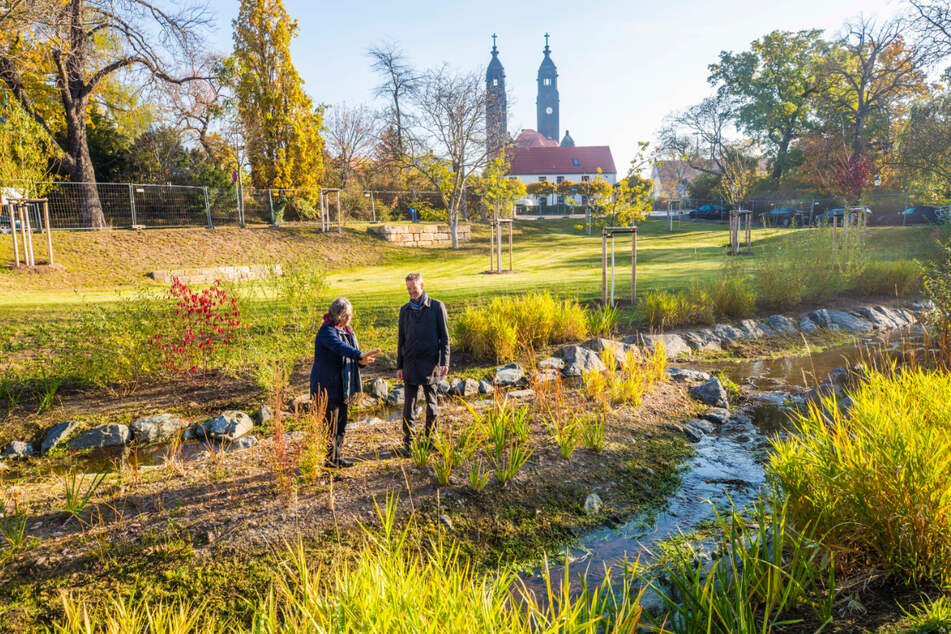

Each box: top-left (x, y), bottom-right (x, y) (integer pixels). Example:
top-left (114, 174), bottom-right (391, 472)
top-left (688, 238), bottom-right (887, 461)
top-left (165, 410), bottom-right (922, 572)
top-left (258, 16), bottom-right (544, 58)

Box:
top-left (324, 434), bottom-right (355, 468)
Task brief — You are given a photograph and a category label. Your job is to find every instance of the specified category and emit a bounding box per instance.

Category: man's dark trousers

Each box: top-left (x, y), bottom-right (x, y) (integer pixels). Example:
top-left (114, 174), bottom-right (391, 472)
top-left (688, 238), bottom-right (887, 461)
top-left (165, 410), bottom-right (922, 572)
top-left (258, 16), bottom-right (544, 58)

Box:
top-left (402, 383), bottom-right (438, 445)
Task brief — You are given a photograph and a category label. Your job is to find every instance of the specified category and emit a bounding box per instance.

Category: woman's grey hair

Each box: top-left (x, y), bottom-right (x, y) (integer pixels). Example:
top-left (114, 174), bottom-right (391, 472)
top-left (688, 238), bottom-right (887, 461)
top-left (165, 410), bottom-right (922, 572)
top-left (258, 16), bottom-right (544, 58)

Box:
top-left (328, 297), bottom-right (353, 324)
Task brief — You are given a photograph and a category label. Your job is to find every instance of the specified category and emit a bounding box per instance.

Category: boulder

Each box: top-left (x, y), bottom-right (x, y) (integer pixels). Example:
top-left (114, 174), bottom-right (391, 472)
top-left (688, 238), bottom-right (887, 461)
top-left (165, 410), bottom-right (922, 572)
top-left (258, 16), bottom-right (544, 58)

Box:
top-left (196, 411), bottom-right (253, 441)
top-left (478, 379), bottom-right (494, 394)
top-left (41, 420), bottom-right (80, 455)
top-left (386, 385), bottom-right (406, 406)
top-left (682, 425), bottom-right (704, 443)
top-left (911, 299), bottom-right (936, 314)
top-left (449, 378), bottom-right (464, 395)
top-left (507, 389), bottom-right (536, 400)
top-left (738, 319), bottom-right (771, 339)
top-left (808, 309), bottom-right (873, 334)
top-left (461, 378), bottom-right (480, 398)
top-left (799, 316), bottom-right (819, 334)
top-left (583, 493), bottom-right (603, 515)
top-left (637, 333), bottom-right (691, 359)
top-left (667, 367), bottom-right (711, 383)
top-left (584, 337), bottom-right (631, 365)
top-left (494, 363), bottom-right (525, 386)
top-left (687, 418), bottom-right (716, 434)
top-left (711, 323), bottom-right (745, 344)
top-left (256, 405), bottom-right (273, 425)
top-left (131, 413), bottom-right (190, 444)
top-left (700, 407), bottom-right (731, 425)
top-left (765, 314), bottom-right (797, 336)
top-left (69, 424), bottom-right (131, 450)
top-left (533, 369), bottom-right (561, 384)
top-left (1, 441), bottom-right (35, 460)
top-left (688, 378), bottom-right (729, 409)
top-left (290, 393), bottom-right (311, 409)
top-left (558, 345), bottom-right (606, 377)
top-left (538, 357), bottom-right (565, 371)
top-left (437, 379), bottom-right (452, 395)
top-left (228, 435), bottom-right (258, 451)
top-left (369, 378), bottom-right (390, 400)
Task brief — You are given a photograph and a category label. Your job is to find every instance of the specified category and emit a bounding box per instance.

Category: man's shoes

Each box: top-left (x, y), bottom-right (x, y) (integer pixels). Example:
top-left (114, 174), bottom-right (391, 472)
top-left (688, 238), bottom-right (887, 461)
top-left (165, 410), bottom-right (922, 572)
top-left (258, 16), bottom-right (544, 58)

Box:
top-left (324, 457), bottom-right (357, 469)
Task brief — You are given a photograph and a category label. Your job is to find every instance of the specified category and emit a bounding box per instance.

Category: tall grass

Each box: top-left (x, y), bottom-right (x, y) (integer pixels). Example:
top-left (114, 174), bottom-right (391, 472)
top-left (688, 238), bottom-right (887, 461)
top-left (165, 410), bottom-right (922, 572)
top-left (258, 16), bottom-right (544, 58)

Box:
top-left (770, 367), bottom-right (951, 585)
top-left (642, 284), bottom-right (713, 330)
top-left (454, 292), bottom-right (588, 361)
top-left (853, 260), bottom-right (923, 297)
top-left (584, 345), bottom-right (667, 409)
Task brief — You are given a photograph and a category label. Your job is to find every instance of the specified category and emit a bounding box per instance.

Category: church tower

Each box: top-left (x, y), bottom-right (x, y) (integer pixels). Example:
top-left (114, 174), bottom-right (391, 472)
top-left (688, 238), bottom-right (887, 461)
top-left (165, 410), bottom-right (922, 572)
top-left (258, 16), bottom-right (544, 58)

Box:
top-left (536, 33), bottom-right (559, 142)
top-left (486, 34), bottom-right (507, 157)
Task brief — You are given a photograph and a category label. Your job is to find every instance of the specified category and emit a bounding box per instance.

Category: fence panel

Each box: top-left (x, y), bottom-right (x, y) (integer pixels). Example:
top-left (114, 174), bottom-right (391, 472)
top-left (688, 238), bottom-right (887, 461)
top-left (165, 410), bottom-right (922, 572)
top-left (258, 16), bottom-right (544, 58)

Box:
top-left (130, 184), bottom-right (208, 228)
top-left (43, 182), bottom-right (134, 229)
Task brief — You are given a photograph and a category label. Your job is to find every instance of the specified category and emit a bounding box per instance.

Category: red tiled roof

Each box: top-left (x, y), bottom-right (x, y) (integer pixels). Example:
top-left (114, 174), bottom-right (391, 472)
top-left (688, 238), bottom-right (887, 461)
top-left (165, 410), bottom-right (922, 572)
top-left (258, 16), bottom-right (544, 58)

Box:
top-left (508, 145), bottom-right (616, 176)
top-left (513, 129), bottom-right (559, 148)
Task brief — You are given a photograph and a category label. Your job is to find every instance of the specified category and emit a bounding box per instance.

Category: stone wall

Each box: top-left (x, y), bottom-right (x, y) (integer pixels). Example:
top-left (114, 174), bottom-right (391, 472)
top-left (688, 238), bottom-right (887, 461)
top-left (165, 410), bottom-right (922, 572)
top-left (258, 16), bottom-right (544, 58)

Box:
top-left (368, 223), bottom-right (471, 247)
top-left (150, 264), bottom-right (280, 285)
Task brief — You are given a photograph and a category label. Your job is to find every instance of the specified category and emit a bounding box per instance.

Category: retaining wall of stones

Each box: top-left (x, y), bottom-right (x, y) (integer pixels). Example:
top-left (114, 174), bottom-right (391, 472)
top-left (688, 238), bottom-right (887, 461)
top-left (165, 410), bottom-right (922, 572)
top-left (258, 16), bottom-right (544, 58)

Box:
top-left (368, 223), bottom-right (471, 247)
top-left (150, 264), bottom-right (280, 285)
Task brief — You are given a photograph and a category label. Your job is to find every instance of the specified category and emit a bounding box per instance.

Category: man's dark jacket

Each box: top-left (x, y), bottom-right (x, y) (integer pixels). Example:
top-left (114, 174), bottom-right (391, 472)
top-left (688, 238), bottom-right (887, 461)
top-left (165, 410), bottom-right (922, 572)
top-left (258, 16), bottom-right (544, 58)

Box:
top-left (310, 322), bottom-right (363, 403)
top-left (397, 293), bottom-right (450, 386)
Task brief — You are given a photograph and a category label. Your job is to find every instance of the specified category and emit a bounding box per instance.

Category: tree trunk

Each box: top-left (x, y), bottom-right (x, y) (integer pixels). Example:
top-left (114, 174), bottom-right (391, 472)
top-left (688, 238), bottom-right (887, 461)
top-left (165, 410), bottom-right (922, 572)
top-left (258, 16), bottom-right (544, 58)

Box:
top-left (771, 136), bottom-right (792, 180)
top-left (65, 98), bottom-right (107, 229)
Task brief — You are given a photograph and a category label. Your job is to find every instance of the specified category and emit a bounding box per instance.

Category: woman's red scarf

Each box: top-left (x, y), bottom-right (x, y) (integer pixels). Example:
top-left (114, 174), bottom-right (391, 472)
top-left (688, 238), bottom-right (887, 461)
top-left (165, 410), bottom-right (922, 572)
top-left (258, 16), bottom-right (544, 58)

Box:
top-left (323, 312), bottom-right (353, 333)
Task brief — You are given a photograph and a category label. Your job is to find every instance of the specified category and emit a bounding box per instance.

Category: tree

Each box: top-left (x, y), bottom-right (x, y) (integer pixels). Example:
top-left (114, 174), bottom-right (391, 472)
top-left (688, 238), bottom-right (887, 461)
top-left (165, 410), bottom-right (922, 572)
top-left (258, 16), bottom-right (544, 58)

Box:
top-left (164, 55), bottom-right (228, 158)
top-left (0, 0), bottom-right (210, 228)
top-left (895, 90), bottom-right (951, 202)
top-left (233, 0), bottom-right (325, 190)
top-left (405, 67), bottom-right (488, 248)
top-left (472, 149), bottom-right (525, 219)
top-left (0, 92), bottom-right (61, 191)
top-left (368, 42), bottom-right (418, 162)
top-left (709, 30), bottom-right (826, 180)
top-left (908, 0), bottom-right (951, 61)
top-left (661, 93), bottom-right (735, 173)
top-left (326, 103), bottom-right (377, 187)
top-left (717, 142), bottom-right (761, 208)
top-left (798, 132), bottom-right (871, 203)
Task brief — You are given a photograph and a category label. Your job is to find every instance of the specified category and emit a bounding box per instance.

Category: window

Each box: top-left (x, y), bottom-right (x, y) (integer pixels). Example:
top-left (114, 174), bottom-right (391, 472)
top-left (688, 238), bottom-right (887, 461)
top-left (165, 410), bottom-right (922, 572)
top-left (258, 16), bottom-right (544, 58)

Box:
top-left (558, 196), bottom-right (564, 204)
top-left (538, 176), bottom-right (547, 182)
top-left (492, 79), bottom-right (498, 86)
top-left (556, 176), bottom-right (564, 183)
top-left (543, 78), bottom-right (551, 86)
top-left (572, 158), bottom-right (580, 166)
top-left (581, 175), bottom-right (589, 182)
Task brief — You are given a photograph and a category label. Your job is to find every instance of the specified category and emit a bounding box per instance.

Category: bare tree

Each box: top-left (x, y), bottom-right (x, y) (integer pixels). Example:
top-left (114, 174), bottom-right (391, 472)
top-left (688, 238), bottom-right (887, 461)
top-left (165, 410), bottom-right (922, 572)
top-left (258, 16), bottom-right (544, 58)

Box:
top-left (0, 0), bottom-right (210, 228)
top-left (326, 103), bottom-right (378, 186)
top-left (164, 54), bottom-right (228, 157)
top-left (405, 66), bottom-right (488, 248)
top-left (662, 93), bottom-right (736, 174)
top-left (908, 0), bottom-right (951, 61)
top-left (368, 42), bottom-right (418, 160)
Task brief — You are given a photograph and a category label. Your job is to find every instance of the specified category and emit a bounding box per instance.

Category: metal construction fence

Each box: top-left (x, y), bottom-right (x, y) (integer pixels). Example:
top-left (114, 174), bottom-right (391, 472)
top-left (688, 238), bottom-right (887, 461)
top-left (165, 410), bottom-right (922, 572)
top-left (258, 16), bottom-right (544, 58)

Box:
top-left (661, 191), bottom-right (917, 222)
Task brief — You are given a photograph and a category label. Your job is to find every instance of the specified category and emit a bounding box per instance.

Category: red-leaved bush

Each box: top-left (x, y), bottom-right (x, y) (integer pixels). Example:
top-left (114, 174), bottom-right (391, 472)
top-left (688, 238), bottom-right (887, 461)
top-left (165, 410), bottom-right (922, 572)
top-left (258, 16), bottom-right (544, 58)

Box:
top-left (149, 278), bottom-right (242, 375)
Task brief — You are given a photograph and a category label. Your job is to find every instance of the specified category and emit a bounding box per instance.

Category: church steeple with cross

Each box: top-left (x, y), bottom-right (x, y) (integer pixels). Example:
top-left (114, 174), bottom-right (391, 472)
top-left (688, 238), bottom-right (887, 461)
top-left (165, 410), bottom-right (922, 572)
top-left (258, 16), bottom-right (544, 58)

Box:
top-left (486, 33), bottom-right (508, 157)
top-left (536, 32), bottom-right (559, 142)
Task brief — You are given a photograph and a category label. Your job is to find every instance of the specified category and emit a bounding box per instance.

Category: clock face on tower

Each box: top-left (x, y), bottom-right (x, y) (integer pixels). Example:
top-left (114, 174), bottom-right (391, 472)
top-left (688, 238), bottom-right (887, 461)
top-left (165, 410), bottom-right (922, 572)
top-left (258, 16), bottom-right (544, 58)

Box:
top-left (545, 107), bottom-right (553, 114)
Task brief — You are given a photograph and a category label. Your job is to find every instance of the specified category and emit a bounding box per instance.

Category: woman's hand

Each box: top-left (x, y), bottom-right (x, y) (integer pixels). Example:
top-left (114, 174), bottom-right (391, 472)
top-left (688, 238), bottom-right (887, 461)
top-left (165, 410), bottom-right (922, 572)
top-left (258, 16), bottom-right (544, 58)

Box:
top-left (360, 348), bottom-right (382, 360)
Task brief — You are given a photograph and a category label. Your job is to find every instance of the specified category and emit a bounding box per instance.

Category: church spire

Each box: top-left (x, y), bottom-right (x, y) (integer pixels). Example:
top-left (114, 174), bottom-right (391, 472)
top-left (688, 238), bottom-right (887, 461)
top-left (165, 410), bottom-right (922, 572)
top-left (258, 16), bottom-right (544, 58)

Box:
top-left (486, 34), bottom-right (507, 157)
top-left (536, 33), bottom-right (559, 142)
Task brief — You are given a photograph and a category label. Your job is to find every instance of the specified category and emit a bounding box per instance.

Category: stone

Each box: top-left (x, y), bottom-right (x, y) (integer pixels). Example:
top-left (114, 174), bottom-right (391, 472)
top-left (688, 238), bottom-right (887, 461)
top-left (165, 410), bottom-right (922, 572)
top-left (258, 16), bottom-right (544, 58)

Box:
top-left (667, 367), bottom-right (711, 383)
top-left (449, 378), bottom-right (464, 395)
top-left (130, 413), bottom-right (190, 444)
top-left (584, 337), bottom-right (631, 365)
top-left (558, 345), bottom-right (606, 377)
top-left (507, 389), bottom-right (536, 400)
top-left (461, 378), bottom-right (480, 398)
top-left (766, 314), bottom-right (799, 336)
top-left (583, 493), bottom-right (603, 515)
top-left (228, 435), bottom-right (257, 451)
top-left (369, 378), bottom-right (389, 400)
top-left (738, 319), bottom-right (771, 339)
top-left (478, 379), bottom-right (494, 394)
top-left (911, 299), bottom-right (936, 314)
top-left (257, 405), bottom-right (273, 425)
top-left (688, 378), bottom-right (729, 409)
top-left (291, 393), bottom-right (311, 409)
top-left (799, 316), bottom-right (819, 334)
top-left (682, 425), bottom-right (704, 442)
top-left (534, 369), bottom-right (561, 384)
top-left (700, 407), bottom-right (730, 425)
top-left (538, 356), bottom-right (565, 371)
top-left (808, 309), bottom-right (873, 334)
top-left (494, 363), bottom-right (525, 386)
top-left (439, 514), bottom-right (454, 530)
top-left (437, 379), bottom-right (452, 395)
top-left (386, 385), bottom-right (405, 406)
top-left (637, 333), bottom-right (691, 359)
top-left (711, 323), bottom-right (745, 344)
top-left (687, 418), bottom-right (716, 434)
top-left (1, 441), bottom-right (35, 460)
top-left (196, 411), bottom-right (253, 441)
top-left (41, 420), bottom-right (80, 455)
top-left (69, 424), bottom-right (131, 450)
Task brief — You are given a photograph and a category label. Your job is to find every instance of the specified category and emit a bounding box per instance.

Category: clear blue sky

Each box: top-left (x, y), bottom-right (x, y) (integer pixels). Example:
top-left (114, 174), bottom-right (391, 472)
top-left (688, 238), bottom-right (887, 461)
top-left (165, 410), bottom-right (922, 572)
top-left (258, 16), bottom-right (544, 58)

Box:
top-left (204, 0), bottom-right (904, 171)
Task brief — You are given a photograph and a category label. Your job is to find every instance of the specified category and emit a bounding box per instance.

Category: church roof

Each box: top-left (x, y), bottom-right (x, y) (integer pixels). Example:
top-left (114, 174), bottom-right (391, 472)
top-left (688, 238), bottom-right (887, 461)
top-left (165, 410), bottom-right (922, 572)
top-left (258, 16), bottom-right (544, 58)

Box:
top-left (508, 145), bottom-right (617, 176)
top-left (560, 130), bottom-right (575, 147)
top-left (514, 129), bottom-right (559, 148)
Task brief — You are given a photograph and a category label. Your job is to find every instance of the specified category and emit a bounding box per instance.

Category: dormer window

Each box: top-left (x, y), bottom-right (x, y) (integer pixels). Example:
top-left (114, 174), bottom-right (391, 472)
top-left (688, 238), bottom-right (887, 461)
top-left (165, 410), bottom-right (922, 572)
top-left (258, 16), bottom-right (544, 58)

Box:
top-left (543, 78), bottom-right (551, 86)
top-left (492, 79), bottom-right (498, 86)
top-left (572, 158), bottom-right (580, 166)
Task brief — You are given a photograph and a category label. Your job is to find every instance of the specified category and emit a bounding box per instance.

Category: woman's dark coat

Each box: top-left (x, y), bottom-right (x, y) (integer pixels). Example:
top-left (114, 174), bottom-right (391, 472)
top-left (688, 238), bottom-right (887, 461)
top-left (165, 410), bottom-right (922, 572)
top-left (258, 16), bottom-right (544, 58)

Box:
top-left (397, 294), bottom-right (450, 386)
top-left (310, 323), bottom-right (363, 403)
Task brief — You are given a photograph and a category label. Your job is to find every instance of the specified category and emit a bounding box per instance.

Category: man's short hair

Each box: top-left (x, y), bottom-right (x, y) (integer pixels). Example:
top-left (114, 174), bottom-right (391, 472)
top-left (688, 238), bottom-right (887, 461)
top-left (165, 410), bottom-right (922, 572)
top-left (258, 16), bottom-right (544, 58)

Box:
top-left (405, 272), bottom-right (423, 282)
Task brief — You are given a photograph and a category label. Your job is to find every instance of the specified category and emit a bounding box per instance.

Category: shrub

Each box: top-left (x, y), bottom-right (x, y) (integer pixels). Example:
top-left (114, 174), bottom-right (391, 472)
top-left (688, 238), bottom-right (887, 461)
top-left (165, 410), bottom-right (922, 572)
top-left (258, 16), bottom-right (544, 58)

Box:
top-left (706, 264), bottom-right (756, 319)
top-left (770, 368), bottom-right (951, 585)
top-left (579, 413), bottom-right (606, 451)
top-left (641, 285), bottom-right (713, 330)
top-left (454, 292), bottom-right (588, 361)
top-left (545, 411), bottom-right (582, 460)
top-left (587, 304), bottom-right (619, 337)
top-left (583, 346), bottom-right (667, 409)
top-left (853, 260), bottom-right (923, 297)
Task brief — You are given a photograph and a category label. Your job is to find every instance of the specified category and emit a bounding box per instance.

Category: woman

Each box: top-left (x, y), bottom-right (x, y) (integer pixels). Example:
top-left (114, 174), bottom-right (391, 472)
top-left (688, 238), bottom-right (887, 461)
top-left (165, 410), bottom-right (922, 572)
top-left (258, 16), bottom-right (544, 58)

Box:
top-left (310, 297), bottom-right (380, 468)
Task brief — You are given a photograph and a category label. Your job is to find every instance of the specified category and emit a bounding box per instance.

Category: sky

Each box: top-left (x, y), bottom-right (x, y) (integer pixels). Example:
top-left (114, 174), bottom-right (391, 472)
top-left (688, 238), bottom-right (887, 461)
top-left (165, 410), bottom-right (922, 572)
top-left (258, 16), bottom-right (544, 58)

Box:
top-left (203, 0), bottom-right (907, 172)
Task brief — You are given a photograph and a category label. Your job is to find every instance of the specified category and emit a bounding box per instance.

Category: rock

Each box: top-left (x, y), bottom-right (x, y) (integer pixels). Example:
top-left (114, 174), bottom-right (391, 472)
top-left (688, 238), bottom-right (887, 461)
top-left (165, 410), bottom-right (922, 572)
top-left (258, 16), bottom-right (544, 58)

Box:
top-left (711, 323), bottom-right (745, 344)
top-left (353, 416), bottom-right (387, 427)
top-left (664, 422), bottom-right (685, 434)
top-left (507, 389), bottom-right (536, 400)
top-left (228, 435), bottom-right (257, 451)
top-left (461, 378), bottom-right (480, 398)
top-left (738, 319), bottom-right (771, 339)
top-left (687, 418), bottom-right (716, 434)
top-left (638, 583), bottom-right (668, 615)
top-left (750, 392), bottom-right (791, 407)
top-left (584, 337), bottom-right (631, 365)
top-left (700, 407), bottom-right (730, 425)
top-left (386, 385), bottom-right (405, 406)
top-left (69, 424), bottom-right (131, 450)
top-left (439, 514), bottom-right (454, 530)
top-left (478, 379), bottom-right (494, 394)
top-left (291, 393), bottom-right (311, 409)
top-left (583, 493), bottom-right (603, 515)
top-left (558, 345), bottom-right (606, 377)
top-left (256, 405), bottom-right (273, 425)
top-left (196, 411), bottom-right (253, 441)
top-left (911, 299), bottom-right (936, 314)
top-left (799, 316), bottom-right (819, 334)
top-left (688, 378), bottom-right (729, 409)
top-left (449, 378), bottom-right (464, 395)
top-left (533, 369), bottom-right (561, 384)
top-left (766, 314), bottom-right (798, 336)
top-left (636, 333), bottom-right (691, 359)
top-left (130, 413), bottom-right (190, 444)
top-left (369, 378), bottom-right (389, 400)
top-left (667, 367), bottom-right (711, 383)
top-left (682, 425), bottom-right (705, 442)
top-left (1, 441), bottom-right (35, 460)
top-left (437, 379), bottom-right (452, 395)
top-left (494, 363), bottom-right (525, 386)
top-left (808, 309), bottom-right (873, 334)
top-left (41, 420), bottom-right (80, 455)
top-left (538, 356), bottom-right (565, 371)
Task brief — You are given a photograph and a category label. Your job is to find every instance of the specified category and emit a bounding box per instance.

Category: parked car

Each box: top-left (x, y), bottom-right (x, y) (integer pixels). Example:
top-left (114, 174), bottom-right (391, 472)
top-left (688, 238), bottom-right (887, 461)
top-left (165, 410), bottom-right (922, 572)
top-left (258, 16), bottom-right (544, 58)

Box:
top-left (696, 204), bottom-right (727, 220)
top-left (874, 206), bottom-right (939, 226)
top-left (812, 206), bottom-right (871, 225)
top-left (761, 207), bottom-right (807, 227)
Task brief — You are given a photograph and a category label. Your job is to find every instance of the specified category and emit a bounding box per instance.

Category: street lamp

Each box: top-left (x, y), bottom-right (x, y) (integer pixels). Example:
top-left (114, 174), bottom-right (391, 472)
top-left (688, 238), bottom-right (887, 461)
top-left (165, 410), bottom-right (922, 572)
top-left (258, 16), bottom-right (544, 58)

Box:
top-left (364, 191), bottom-right (376, 223)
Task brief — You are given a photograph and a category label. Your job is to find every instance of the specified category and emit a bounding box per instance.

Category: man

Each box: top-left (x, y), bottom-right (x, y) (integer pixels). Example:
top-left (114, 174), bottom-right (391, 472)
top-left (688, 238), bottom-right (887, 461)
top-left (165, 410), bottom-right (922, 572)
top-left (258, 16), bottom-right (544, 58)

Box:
top-left (397, 272), bottom-right (450, 451)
